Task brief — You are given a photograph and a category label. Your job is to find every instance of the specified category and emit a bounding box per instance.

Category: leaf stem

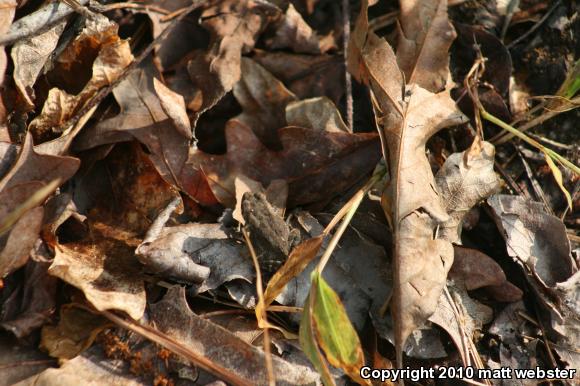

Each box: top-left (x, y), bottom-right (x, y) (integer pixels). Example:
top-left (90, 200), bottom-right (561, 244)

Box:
top-left (317, 168), bottom-right (384, 274)
top-left (480, 109), bottom-right (580, 176)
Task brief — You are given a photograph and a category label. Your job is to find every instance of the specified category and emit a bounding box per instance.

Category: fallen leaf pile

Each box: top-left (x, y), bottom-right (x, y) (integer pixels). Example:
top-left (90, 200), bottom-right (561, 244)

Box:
top-left (0, 0), bottom-right (578, 385)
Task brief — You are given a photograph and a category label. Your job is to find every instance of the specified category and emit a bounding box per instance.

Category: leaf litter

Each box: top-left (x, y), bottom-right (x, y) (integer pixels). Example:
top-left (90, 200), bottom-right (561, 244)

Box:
top-left (0, 0), bottom-right (579, 385)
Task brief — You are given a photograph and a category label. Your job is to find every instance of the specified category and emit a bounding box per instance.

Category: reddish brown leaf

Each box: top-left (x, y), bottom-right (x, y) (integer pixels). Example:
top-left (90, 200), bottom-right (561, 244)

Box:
top-left (184, 119), bottom-right (380, 208)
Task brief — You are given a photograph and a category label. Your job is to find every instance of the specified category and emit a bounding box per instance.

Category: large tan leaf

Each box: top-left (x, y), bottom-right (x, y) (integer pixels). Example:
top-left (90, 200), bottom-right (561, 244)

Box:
top-left (396, 0), bottom-right (456, 92)
top-left (151, 286), bottom-right (320, 385)
top-left (49, 223), bottom-right (146, 320)
top-left (348, 0), bottom-right (466, 365)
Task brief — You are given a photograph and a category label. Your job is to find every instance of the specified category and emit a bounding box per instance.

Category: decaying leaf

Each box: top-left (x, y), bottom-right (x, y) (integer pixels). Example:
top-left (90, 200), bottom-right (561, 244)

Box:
top-left (40, 305), bottom-right (109, 360)
top-left (489, 195), bottom-right (575, 288)
top-left (136, 223), bottom-right (251, 292)
top-left (0, 133), bottom-right (79, 278)
top-left (74, 62), bottom-right (190, 189)
top-left (49, 223), bottom-right (146, 321)
top-left (266, 3), bottom-right (335, 54)
top-left (0, 0), bottom-right (16, 129)
top-left (450, 246), bottom-right (522, 301)
top-left (187, 0), bottom-right (279, 121)
top-left (14, 346), bottom-right (146, 386)
top-left (1, 260), bottom-right (58, 339)
top-left (435, 139), bottom-right (501, 243)
top-left (48, 143), bottom-right (179, 320)
top-left (397, 0), bottom-right (456, 92)
top-left (0, 207), bottom-right (43, 278)
top-left (254, 51), bottom-right (345, 105)
top-left (11, 21), bottom-right (66, 109)
top-left (285, 97), bottom-right (349, 133)
top-left (233, 58), bottom-right (297, 148)
top-left (29, 14), bottom-right (133, 137)
top-left (186, 119), bottom-right (380, 208)
top-left (489, 194), bottom-right (579, 359)
top-left (348, 0), bottom-right (466, 364)
top-left (151, 286), bottom-right (320, 385)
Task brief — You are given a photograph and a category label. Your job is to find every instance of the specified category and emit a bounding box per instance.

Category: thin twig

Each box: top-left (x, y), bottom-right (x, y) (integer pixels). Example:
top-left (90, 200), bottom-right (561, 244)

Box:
top-left (317, 172), bottom-right (382, 273)
top-left (99, 310), bottom-right (252, 386)
top-left (516, 147), bottom-right (554, 215)
top-left (242, 228), bottom-right (275, 386)
top-left (507, 0), bottom-right (561, 49)
top-left (343, 0), bottom-right (353, 131)
top-left (0, 0), bottom-right (90, 46)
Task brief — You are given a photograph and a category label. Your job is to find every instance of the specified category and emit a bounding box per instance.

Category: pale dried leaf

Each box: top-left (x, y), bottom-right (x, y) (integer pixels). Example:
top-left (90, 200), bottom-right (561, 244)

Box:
top-left (348, 0), bottom-right (466, 363)
top-left (49, 223), bottom-right (146, 320)
top-left (14, 346), bottom-right (146, 386)
top-left (29, 15), bottom-right (133, 135)
top-left (136, 223), bottom-right (252, 292)
top-left (435, 139), bottom-right (501, 243)
top-left (11, 21), bottom-right (66, 108)
top-left (153, 77), bottom-right (192, 140)
top-left (397, 0), bottom-right (456, 92)
top-left (488, 195), bottom-right (575, 288)
top-left (267, 3), bottom-right (335, 54)
top-left (285, 97), bottom-right (349, 132)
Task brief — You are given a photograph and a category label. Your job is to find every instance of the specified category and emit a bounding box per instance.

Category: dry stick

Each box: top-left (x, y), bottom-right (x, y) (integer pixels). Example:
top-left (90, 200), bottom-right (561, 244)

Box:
top-left (100, 310), bottom-right (252, 386)
top-left (317, 172), bottom-right (381, 273)
top-left (516, 148), bottom-right (554, 215)
top-left (0, 0), bottom-right (90, 46)
top-left (342, 0), bottom-right (353, 131)
top-left (492, 95), bottom-right (580, 145)
top-left (241, 228), bottom-right (276, 386)
top-left (506, 0), bottom-right (561, 49)
top-left (54, 0), bottom-right (205, 135)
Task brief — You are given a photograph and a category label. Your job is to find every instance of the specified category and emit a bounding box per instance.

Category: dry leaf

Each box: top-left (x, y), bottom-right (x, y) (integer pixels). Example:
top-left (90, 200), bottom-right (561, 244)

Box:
top-left (40, 305), bottom-right (109, 360)
top-left (435, 139), bottom-right (501, 243)
top-left (29, 14), bottom-right (133, 136)
top-left (49, 223), bottom-right (146, 321)
top-left (48, 143), bottom-right (179, 320)
top-left (136, 223), bottom-right (251, 292)
top-left (489, 194), bottom-right (579, 356)
top-left (0, 0), bottom-right (16, 129)
top-left (348, 0), bottom-right (466, 364)
top-left (186, 119), bottom-right (379, 208)
top-left (254, 51), bottom-right (345, 105)
top-left (266, 3), bottom-right (336, 54)
top-left (150, 286), bottom-right (320, 385)
top-left (396, 0), bottom-right (456, 92)
top-left (187, 0), bottom-right (279, 121)
top-left (74, 63), bottom-right (190, 188)
top-left (0, 207), bottom-right (43, 278)
top-left (233, 58), bottom-right (297, 148)
top-left (14, 346), bottom-right (146, 386)
top-left (1, 260), bottom-right (57, 339)
top-left (285, 97), bottom-right (349, 132)
top-left (11, 21), bottom-right (66, 109)
top-left (153, 77), bottom-right (193, 140)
